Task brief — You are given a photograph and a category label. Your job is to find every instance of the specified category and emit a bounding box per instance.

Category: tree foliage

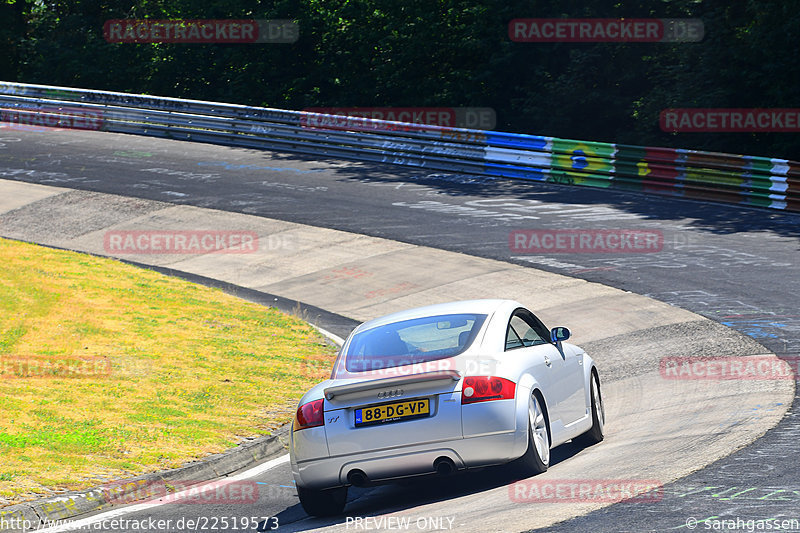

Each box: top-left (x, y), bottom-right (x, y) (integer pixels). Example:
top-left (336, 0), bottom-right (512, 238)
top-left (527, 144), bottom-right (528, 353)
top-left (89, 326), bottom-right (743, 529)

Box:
top-left (2, 0), bottom-right (798, 159)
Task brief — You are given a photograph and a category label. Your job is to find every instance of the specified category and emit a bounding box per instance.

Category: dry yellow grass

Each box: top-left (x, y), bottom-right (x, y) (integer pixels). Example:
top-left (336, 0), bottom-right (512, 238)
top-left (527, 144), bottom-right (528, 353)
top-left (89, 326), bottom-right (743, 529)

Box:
top-left (0, 238), bottom-right (338, 505)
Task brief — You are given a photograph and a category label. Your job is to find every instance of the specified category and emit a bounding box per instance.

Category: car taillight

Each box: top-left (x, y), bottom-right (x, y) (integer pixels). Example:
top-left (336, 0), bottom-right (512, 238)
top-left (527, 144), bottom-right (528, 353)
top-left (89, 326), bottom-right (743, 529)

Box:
top-left (461, 376), bottom-right (516, 404)
top-left (294, 398), bottom-right (324, 430)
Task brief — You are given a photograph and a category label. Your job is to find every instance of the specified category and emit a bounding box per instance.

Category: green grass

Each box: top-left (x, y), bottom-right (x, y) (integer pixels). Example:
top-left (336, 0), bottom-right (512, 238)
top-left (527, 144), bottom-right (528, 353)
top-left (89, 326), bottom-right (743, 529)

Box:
top-left (0, 238), bottom-right (338, 504)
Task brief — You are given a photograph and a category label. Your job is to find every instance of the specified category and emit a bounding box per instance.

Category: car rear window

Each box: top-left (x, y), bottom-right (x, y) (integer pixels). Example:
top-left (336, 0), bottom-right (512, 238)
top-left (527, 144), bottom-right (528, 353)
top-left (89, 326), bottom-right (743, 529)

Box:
top-left (344, 313), bottom-right (487, 372)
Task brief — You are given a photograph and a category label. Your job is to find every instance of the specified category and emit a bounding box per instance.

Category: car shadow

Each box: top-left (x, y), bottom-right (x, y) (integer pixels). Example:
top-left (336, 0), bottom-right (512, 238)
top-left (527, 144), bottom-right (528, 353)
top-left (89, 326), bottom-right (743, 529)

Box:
top-left (260, 440), bottom-right (594, 532)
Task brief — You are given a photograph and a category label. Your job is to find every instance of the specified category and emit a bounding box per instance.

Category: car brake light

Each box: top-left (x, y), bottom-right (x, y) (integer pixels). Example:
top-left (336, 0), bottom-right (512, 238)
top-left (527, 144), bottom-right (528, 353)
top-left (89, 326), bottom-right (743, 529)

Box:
top-left (294, 398), bottom-right (324, 430)
top-left (461, 376), bottom-right (516, 404)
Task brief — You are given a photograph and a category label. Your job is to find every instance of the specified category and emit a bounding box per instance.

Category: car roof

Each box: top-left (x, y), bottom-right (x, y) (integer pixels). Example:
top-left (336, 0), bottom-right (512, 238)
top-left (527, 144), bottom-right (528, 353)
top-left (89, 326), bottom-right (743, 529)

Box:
top-left (353, 299), bottom-right (520, 333)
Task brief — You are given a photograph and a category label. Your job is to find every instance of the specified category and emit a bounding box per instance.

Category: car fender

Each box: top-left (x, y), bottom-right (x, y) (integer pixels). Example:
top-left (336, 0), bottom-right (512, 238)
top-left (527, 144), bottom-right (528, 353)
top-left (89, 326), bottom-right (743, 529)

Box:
top-left (291, 380), bottom-right (336, 467)
top-left (513, 373), bottom-right (551, 458)
top-left (578, 353), bottom-right (598, 413)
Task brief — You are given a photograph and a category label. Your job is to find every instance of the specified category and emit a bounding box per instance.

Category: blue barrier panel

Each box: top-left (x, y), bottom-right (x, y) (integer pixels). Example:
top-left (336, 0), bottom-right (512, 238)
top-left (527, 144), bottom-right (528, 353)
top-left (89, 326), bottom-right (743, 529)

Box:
top-left (484, 131), bottom-right (550, 151)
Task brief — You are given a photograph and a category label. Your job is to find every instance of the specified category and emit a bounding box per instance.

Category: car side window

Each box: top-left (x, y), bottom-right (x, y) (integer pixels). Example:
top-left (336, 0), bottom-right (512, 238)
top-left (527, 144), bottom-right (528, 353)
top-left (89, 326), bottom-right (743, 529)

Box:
top-left (522, 312), bottom-right (551, 344)
top-left (506, 314), bottom-right (547, 350)
top-left (506, 321), bottom-right (524, 350)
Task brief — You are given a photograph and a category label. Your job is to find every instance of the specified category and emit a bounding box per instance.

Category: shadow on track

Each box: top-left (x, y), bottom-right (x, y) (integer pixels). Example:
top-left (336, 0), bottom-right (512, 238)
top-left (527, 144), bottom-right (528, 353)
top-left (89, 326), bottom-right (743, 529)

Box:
top-left (258, 148), bottom-right (800, 242)
top-left (260, 440), bottom-right (593, 532)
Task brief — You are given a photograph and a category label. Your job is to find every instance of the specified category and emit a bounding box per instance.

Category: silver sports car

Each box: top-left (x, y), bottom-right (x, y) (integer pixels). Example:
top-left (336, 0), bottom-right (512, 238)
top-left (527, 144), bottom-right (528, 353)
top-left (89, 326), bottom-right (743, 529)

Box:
top-left (290, 299), bottom-right (604, 516)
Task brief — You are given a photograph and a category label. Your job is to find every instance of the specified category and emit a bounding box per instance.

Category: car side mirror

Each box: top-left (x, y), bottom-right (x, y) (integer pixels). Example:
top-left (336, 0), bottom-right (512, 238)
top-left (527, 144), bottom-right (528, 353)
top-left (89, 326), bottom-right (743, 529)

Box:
top-left (550, 327), bottom-right (571, 343)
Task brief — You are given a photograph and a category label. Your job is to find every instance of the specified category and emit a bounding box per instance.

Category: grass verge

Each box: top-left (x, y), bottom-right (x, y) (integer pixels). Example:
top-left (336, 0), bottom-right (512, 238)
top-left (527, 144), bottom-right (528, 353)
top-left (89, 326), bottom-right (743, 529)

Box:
top-left (0, 238), bottom-right (338, 505)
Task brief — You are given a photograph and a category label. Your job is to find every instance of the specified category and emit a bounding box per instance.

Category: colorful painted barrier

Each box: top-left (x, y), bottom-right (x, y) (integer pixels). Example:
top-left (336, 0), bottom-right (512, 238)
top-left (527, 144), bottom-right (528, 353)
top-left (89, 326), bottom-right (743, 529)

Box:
top-left (1, 81), bottom-right (798, 212)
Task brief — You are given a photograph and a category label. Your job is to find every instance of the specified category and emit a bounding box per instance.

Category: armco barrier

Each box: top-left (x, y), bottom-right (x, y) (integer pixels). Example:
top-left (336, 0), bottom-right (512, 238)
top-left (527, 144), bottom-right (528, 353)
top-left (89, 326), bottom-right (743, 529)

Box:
top-left (1, 81), bottom-right (798, 212)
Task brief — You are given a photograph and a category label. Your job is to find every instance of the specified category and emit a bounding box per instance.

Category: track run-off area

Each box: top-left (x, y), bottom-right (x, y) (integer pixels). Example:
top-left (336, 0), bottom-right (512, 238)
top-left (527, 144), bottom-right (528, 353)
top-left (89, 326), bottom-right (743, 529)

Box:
top-left (1, 127), bottom-right (799, 532)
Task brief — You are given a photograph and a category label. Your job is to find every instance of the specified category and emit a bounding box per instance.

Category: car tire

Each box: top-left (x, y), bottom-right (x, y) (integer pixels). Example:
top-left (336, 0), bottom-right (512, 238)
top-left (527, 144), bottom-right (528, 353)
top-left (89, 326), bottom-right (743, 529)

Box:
top-left (516, 391), bottom-right (550, 475)
top-left (575, 371), bottom-right (604, 446)
top-left (297, 485), bottom-right (348, 517)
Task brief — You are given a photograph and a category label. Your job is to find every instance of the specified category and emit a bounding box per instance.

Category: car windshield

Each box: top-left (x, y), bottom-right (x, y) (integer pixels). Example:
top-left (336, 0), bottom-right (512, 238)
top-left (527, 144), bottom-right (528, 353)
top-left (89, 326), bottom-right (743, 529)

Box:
top-left (344, 313), bottom-right (487, 372)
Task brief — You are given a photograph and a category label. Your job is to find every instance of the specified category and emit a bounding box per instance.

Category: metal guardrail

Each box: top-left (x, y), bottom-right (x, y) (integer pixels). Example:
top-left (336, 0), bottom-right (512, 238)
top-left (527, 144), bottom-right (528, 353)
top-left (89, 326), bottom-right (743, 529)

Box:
top-left (1, 81), bottom-right (798, 212)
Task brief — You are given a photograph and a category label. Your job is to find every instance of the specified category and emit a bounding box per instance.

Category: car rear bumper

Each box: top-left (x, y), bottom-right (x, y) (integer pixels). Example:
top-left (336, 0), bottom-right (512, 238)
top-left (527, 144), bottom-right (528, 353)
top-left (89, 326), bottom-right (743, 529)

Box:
top-left (291, 430), bottom-right (526, 490)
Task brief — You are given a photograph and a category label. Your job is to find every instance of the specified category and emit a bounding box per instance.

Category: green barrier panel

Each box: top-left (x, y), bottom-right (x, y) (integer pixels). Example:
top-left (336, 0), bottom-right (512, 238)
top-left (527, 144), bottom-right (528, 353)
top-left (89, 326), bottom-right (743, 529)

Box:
top-left (551, 139), bottom-right (615, 187)
top-left (612, 145), bottom-right (646, 192)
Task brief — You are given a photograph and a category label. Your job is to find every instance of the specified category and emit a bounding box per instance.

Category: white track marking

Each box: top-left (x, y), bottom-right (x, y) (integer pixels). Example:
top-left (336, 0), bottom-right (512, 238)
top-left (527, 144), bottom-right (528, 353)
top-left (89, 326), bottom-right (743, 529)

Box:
top-left (35, 454), bottom-right (290, 532)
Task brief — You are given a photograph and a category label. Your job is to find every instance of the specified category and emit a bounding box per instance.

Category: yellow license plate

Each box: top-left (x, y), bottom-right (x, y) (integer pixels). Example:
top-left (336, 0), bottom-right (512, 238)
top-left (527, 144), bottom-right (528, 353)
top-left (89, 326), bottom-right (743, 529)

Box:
top-left (355, 398), bottom-right (430, 427)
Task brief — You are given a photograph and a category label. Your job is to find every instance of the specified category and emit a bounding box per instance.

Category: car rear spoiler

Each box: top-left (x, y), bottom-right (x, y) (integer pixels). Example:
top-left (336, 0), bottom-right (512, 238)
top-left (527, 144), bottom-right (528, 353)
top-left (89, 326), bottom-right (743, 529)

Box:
top-left (324, 370), bottom-right (461, 400)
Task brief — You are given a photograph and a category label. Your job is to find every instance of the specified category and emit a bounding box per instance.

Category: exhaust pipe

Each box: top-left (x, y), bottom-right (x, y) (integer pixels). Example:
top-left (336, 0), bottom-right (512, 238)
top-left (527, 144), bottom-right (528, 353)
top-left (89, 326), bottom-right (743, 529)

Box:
top-left (347, 469), bottom-right (369, 487)
top-left (433, 457), bottom-right (456, 476)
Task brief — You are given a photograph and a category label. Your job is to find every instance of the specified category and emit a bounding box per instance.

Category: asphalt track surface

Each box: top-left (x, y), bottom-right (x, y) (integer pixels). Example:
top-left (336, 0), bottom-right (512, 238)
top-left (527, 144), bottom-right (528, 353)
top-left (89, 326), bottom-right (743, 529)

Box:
top-left (1, 128), bottom-right (800, 532)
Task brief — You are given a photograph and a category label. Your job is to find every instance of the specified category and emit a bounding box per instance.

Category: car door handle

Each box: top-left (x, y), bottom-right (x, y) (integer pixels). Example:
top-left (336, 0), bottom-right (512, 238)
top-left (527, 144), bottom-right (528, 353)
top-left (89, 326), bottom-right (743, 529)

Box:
top-left (544, 355), bottom-right (552, 367)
